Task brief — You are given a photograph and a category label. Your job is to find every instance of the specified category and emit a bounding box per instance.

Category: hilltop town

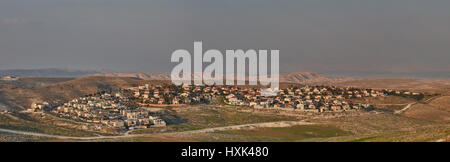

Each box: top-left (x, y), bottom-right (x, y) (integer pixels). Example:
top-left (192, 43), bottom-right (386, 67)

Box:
top-left (27, 83), bottom-right (425, 132)
top-left (48, 93), bottom-right (166, 131)
top-left (126, 84), bottom-right (424, 112)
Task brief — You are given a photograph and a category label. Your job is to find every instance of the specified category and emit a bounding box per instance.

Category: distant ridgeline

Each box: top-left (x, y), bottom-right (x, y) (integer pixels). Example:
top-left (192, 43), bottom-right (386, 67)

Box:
top-left (0, 69), bottom-right (103, 78)
top-left (0, 68), bottom-right (354, 85)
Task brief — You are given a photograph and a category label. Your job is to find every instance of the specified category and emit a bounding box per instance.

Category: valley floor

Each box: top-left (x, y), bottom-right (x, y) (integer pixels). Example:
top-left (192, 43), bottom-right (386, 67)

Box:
top-left (1, 102), bottom-right (449, 142)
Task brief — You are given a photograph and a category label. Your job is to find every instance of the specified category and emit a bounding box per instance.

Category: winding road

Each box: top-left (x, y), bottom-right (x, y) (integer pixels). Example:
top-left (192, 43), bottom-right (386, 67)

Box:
top-left (394, 102), bottom-right (416, 114)
top-left (393, 95), bottom-right (442, 114)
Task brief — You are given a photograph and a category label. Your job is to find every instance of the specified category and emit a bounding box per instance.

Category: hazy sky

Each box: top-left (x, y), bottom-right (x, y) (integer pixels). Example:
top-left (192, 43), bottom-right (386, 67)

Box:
top-left (1, 0), bottom-right (450, 75)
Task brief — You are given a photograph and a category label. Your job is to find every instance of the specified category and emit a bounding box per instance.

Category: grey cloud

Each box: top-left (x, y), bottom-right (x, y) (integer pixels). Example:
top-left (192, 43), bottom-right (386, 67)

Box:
top-left (0, 0), bottom-right (449, 78)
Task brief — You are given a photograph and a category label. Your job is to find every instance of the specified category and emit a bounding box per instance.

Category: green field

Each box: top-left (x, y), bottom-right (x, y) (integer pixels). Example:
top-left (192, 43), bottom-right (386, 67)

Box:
top-left (130, 105), bottom-right (299, 135)
top-left (0, 113), bottom-right (99, 137)
top-left (210, 125), bottom-right (352, 142)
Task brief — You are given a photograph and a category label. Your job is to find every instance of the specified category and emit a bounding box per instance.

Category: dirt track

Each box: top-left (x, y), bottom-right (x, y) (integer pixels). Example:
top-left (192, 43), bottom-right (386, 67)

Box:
top-left (394, 103), bottom-right (416, 114)
top-left (0, 120), bottom-right (312, 140)
top-left (163, 121), bottom-right (312, 135)
top-left (394, 95), bottom-right (443, 114)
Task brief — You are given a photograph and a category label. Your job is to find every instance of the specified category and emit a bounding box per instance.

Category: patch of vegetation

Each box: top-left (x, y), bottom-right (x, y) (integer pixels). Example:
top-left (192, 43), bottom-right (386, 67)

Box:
top-left (349, 96), bottom-right (415, 105)
top-left (347, 126), bottom-right (450, 142)
top-left (178, 107), bottom-right (297, 127)
top-left (349, 136), bottom-right (381, 142)
top-left (213, 125), bottom-right (352, 142)
top-left (0, 124), bottom-right (43, 133)
top-left (130, 123), bottom-right (204, 134)
top-left (131, 106), bottom-right (299, 135)
top-left (0, 113), bottom-right (98, 137)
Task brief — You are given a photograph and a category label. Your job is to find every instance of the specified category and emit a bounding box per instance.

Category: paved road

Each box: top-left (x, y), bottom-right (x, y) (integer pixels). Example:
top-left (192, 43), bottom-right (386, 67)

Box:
top-left (0, 121), bottom-right (311, 140)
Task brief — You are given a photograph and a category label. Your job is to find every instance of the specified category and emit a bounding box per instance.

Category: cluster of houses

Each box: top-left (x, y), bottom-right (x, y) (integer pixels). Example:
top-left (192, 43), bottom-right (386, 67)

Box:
top-left (27, 84), bottom-right (425, 130)
top-left (130, 84), bottom-right (424, 113)
top-left (33, 93), bottom-right (166, 130)
top-left (0, 76), bottom-right (18, 81)
top-left (384, 89), bottom-right (423, 96)
top-left (224, 86), bottom-right (381, 112)
top-left (30, 102), bottom-right (52, 111)
top-left (128, 84), bottom-right (213, 105)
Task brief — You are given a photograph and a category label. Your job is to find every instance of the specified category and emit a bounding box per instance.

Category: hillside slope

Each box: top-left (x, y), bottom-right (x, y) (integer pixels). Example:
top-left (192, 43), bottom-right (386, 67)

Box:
top-left (428, 96), bottom-right (450, 112)
top-left (401, 103), bottom-right (450, 122)
top-left (335, 78), bottom-right (450, 95)
top-left (0, 76), bottom-right (169, 110)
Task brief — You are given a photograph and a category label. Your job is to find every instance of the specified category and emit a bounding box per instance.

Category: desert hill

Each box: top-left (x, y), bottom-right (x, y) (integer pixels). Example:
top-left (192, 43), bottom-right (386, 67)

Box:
top-left (0, 76), bottom-right (170, 110)
top-left (334, 78), bottom-right (450, 95)
top-left (1, 72), bottom-right (344, 110)
top-left (0, 68), bottom-right (355, 84)
top-left (401, 103), bottom-right (450, 122)
top-left (0, 68), bottom-right (104, 78)
top-left (93, 72), bottom-right (171, 80)
top-left (428, 96), bottom-right (450, 112)
top-left (279, 72), bottom-right (353, 84)
top-left (95, 72), bottom-right (353, 84)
